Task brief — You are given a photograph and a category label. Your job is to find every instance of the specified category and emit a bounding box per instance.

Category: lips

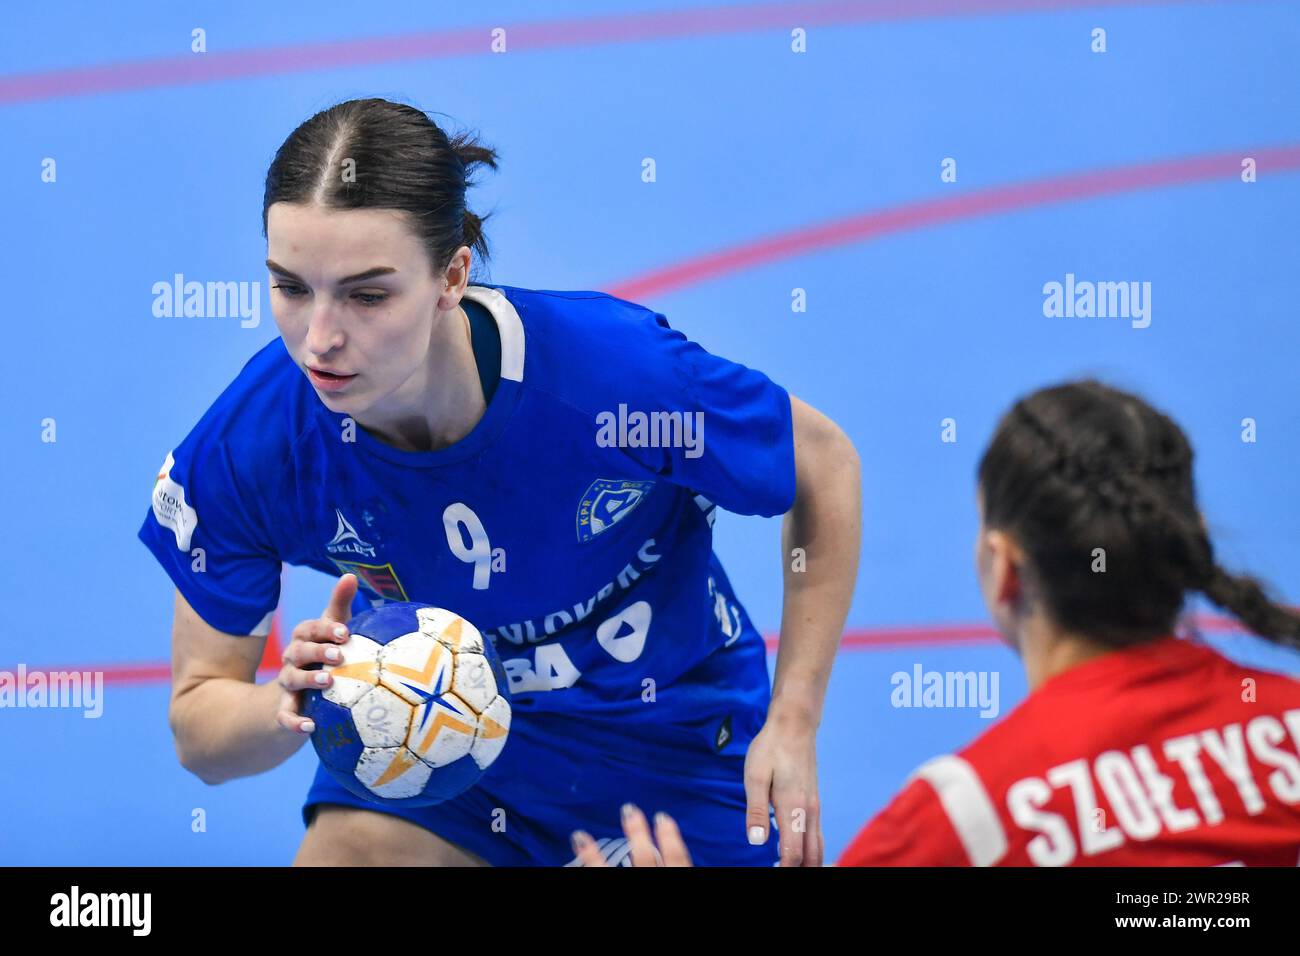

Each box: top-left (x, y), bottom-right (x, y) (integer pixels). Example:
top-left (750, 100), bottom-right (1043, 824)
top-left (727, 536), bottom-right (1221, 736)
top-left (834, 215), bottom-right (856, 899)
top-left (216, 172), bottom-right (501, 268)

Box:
top-left (307, 366), bottom-right (358, 391)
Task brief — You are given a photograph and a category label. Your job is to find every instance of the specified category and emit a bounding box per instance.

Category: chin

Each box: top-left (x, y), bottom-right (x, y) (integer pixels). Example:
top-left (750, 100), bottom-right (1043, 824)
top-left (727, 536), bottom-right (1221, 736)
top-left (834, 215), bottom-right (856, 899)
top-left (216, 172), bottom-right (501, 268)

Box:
top-left (314, 389), bottom-right (362, 415)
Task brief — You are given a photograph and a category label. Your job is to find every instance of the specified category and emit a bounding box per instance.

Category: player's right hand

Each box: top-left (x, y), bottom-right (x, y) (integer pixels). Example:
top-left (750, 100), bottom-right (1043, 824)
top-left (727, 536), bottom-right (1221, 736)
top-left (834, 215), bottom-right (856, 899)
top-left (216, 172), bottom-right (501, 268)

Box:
top-left (275, 573), bottom-right (359, 736)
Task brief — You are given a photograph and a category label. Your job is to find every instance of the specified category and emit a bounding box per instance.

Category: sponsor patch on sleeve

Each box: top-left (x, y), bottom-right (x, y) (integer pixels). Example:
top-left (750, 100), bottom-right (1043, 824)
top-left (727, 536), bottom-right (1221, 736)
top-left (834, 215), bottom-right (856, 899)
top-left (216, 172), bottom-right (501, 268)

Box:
top-left (151, 450), bottom-right (199, 551)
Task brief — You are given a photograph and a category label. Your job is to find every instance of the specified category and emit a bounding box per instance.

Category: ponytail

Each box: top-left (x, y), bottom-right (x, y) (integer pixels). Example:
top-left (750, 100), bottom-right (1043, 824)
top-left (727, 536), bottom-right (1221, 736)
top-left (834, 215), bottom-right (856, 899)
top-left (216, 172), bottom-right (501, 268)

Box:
top-left (1200, 563), bottom-right (1300, 651)
top-left (448, 129), bottom-right (498, 267)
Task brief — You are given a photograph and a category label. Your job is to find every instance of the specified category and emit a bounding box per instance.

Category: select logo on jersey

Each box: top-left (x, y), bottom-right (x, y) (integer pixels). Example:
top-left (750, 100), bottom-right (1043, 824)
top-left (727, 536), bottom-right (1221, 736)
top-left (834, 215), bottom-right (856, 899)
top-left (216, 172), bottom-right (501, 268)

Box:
top-left (151, 451), bottom-right (198, 551)
top-left (325, 509), bottom-right (404, 601)
top-left (329, 558), bottom-right (409, 603)
top-left (326, 508), bottom-right (377, 558)
top-left (576, 479), bottom-right (655, 542)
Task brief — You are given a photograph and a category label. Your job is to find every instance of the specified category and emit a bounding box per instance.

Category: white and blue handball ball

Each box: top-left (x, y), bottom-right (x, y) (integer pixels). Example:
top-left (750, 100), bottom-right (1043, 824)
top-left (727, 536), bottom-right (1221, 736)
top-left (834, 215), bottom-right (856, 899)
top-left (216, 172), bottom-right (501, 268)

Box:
top-left (302, 602), bottom-right (512, 807)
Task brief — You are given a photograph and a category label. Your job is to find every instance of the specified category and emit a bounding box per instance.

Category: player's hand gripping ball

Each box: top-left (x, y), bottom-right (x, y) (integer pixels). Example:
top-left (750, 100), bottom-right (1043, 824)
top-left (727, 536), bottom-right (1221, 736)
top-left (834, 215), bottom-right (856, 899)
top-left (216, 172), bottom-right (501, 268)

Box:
top-left (302, 603), bottom-right (512, 806)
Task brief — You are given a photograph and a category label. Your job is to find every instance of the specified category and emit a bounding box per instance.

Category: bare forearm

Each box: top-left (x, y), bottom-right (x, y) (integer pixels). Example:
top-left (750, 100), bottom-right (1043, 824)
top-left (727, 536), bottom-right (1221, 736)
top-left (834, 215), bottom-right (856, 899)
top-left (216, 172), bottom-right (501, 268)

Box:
top-left (172, 677), bottom-right (305, 784)
top-left (772, 435), bottom-right (861, 728)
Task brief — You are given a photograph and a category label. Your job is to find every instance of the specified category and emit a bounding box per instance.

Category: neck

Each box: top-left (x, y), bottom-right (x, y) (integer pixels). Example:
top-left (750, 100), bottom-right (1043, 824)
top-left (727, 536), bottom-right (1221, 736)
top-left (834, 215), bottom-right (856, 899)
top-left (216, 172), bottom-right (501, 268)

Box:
top-left (1016, 612), bottom-right (1118, 692)
top-left (360, 304), bottom-right (485, 453)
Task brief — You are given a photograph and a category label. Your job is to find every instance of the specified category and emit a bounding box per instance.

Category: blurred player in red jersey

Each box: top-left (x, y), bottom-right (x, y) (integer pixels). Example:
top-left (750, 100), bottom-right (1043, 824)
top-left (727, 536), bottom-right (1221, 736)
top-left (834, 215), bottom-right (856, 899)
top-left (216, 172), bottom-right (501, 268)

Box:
top-left (575, 381), bottom-right (1300, 867)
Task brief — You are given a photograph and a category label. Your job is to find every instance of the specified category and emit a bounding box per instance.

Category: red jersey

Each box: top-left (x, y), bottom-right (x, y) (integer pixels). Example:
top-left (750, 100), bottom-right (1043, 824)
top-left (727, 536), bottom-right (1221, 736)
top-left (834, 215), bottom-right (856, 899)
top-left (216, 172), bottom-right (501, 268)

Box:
top-left (838, 636), bottom-right (1300, 866)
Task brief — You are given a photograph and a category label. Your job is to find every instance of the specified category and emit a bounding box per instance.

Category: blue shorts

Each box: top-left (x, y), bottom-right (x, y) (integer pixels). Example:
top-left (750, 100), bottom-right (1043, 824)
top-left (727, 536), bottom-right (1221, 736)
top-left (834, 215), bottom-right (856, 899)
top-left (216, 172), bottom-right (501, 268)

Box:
top-left (302, 626), bottom-right (780, 866)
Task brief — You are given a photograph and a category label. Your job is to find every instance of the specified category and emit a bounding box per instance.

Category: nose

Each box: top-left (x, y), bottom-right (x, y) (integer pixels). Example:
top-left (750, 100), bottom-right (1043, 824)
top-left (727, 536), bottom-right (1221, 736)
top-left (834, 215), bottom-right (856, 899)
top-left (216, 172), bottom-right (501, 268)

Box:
top-left (304, 300), bottom-right (345, 356)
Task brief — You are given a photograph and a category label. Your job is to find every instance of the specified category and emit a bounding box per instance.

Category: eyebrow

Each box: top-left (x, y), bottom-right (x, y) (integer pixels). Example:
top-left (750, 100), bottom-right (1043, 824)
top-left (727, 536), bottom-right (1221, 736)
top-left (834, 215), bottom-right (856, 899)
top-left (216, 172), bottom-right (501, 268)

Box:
top-left (266, 260), bottom-right (398, 285)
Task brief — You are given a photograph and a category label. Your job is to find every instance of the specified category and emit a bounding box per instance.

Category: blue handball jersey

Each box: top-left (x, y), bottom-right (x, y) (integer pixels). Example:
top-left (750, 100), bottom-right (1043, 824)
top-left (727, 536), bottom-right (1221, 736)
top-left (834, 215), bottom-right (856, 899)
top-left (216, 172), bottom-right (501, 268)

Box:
top-left (138, 284), bottom-right (796, 721)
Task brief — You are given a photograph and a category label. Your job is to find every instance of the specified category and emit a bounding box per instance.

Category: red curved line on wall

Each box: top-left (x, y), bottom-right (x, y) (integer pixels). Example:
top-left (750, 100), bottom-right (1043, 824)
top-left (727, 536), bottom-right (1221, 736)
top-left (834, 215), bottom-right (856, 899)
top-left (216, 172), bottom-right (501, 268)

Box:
top-left (607, 146), bottom-right (1300, 302)
top-left (0, 0), bottom-right (1230, 105)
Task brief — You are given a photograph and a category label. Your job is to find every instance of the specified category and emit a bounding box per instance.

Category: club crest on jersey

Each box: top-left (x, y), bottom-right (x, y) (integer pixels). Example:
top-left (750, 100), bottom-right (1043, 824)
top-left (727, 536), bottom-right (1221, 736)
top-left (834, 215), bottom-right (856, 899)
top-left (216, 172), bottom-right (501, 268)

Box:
top-left (326, 508), bottom-right (376, 558)
top-left (328, 558), bottom-right (409, 603)
top-left (576, 479), bottom-right (655, 542)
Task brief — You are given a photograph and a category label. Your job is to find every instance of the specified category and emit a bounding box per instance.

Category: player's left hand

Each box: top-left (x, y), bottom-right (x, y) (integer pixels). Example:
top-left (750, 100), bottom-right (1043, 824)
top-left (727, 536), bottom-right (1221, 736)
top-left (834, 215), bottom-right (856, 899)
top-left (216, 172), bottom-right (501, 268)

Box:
top-left (571, 804), bottom-right (693, 867)
top-left (744, 716), bottom-right (823, 866)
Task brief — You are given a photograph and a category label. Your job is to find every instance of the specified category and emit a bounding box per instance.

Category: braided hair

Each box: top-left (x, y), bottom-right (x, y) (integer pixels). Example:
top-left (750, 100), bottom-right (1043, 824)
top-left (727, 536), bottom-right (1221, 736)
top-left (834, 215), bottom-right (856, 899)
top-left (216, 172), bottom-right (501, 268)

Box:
top-left (977, 381), bottom-right (1300, 650)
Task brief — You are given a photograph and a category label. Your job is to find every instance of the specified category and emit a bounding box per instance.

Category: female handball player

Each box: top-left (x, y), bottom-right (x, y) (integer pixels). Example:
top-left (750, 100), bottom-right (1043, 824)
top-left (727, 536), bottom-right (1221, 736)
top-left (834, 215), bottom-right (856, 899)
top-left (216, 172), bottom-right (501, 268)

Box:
top-left (139, 98), bottom-right (862, 867)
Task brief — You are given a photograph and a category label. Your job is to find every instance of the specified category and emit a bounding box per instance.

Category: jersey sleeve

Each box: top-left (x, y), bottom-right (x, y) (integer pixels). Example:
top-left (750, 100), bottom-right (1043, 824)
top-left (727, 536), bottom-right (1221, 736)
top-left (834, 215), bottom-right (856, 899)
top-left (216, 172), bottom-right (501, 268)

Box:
top-left (609, 309), bottom-right (797, 518)
top-left (836, 778), bottom-right (973, 866)
top-left (137, 434), bottom-right (282, 638)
